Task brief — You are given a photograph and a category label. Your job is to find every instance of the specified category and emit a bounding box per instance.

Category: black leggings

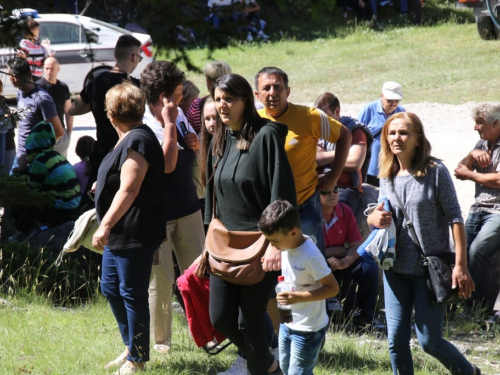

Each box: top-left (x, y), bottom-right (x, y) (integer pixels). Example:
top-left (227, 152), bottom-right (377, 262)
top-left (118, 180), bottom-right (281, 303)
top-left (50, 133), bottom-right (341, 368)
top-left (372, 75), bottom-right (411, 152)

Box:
top-left (210, 271), bottom-right (279, 375)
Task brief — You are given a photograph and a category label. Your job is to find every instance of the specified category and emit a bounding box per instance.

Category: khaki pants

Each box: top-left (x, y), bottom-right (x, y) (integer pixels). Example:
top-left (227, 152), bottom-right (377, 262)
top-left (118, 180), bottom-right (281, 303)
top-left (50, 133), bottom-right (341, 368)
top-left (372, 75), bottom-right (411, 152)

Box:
top-left (148, 210), bottom-right (204, 345)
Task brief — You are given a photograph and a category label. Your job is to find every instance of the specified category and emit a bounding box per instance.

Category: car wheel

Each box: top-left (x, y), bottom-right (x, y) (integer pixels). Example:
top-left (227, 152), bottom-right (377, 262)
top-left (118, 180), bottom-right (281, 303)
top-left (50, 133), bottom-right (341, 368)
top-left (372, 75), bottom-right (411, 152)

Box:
top-left (476, 15), bottom-right (497, 40)
top-left (83, 66), bottom-right (112, 89)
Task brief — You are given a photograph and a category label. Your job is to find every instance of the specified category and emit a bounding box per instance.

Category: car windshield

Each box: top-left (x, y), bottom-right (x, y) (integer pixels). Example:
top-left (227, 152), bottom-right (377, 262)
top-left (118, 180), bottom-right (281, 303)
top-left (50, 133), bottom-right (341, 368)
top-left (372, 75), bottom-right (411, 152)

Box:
top-left (89, 19), bottom-right (132, 35)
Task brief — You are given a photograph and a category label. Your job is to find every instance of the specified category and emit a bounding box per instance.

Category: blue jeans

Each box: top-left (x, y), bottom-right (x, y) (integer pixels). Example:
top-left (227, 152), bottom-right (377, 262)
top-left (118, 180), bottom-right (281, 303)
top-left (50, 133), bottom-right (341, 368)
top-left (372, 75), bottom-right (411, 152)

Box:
top-left (384, 270), bottom-right (474, 375)
top-left (101, 245), bottom-right (157, 363)
top-left (298, 191), bottom-right (324, 255)
top-left (279, 324), bottom-right (327, 375)
top-left (465, 211), bottom-right (500, 303)
top-left (334, 257), bottom-right (379, 321)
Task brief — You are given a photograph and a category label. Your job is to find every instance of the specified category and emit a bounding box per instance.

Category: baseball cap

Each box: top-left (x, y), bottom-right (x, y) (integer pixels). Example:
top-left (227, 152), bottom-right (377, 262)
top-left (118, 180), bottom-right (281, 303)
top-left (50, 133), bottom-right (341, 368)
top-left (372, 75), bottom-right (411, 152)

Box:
top-left (382, 81), bottom-right (403, 100)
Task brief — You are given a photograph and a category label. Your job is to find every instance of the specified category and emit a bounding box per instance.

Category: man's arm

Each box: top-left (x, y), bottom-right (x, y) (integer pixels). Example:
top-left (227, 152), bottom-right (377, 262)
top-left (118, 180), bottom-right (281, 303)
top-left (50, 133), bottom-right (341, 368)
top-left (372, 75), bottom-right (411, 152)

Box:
top-left (454, 165), bottom-right (500, 188)
top-left (316, 130), bottom-right (367, 171)
top-left (318, 125), bottom-right (351, 191)
top-left (64, 98), bottom-right (74, 134)
top-left (327, 243), bottom-right (361, 271)
top-left (161, 98), bottom-right (179, 173)
top-left (69, 95), bottom-right (91, 116)
top-left (46, 115), bottom-right (64, 140)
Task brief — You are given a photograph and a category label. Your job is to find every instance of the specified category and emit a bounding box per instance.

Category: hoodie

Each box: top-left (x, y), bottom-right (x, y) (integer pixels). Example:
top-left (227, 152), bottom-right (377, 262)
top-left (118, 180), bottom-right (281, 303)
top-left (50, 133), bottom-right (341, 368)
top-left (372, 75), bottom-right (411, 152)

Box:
top-left (25, 121), bottom-right (81, 210)
top-left (204, 120), bottom-right (297, 231)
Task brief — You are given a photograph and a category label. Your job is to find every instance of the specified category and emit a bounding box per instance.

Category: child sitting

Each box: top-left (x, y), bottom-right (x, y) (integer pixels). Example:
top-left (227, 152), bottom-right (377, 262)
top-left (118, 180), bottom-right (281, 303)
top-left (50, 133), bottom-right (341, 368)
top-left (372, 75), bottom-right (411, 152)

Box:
top-left (72, 135), bottom-right (95, 196)
top-left (258, 200), bottom-right (339, 375)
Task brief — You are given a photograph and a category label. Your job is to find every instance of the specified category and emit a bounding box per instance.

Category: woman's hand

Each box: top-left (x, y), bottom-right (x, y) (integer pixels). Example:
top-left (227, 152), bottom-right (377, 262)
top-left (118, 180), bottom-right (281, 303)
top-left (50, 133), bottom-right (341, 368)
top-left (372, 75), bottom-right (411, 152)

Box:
top-left (262, 246), bottom-right (281, 271)
top-left (161, 97), bottom-right (178, 126)
top-left (184, 133), bottom-right (200, 151)
top-left (452, 264), bottom-right (475, 299)
top-left (92, 224), bottom-right (110, 250)
top-left (367, 202), bottom-right (392, 228)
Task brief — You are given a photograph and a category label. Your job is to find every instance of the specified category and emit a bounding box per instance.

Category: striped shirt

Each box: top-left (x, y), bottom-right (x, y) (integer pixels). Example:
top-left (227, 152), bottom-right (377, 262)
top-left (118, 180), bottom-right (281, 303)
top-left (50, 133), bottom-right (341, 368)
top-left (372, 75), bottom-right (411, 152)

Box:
top-left (469, 139), bottom-right (500, 215)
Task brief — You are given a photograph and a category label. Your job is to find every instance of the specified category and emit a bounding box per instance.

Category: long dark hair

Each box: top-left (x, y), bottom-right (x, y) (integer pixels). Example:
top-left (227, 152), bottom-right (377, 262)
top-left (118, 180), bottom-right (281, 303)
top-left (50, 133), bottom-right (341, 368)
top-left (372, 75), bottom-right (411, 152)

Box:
top-left (210, 74), bottom-right (264, 158)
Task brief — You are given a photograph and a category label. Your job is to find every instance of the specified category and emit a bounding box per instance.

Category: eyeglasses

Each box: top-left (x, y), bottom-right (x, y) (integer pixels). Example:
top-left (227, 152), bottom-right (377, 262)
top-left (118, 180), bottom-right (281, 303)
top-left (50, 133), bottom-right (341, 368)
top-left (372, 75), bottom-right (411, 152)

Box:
top-left (386, 99), bottom-right (400, 104)
top-left (320, 186), bottom-right (339, 195)
top-left (132, 52), bottom-right (143, 62)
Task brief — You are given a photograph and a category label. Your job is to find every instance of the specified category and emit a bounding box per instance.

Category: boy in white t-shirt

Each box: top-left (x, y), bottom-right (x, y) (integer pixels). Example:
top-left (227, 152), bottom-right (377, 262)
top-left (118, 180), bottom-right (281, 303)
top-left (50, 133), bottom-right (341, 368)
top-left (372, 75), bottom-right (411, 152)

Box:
top-left (258, 200), bottom-right (339, 375)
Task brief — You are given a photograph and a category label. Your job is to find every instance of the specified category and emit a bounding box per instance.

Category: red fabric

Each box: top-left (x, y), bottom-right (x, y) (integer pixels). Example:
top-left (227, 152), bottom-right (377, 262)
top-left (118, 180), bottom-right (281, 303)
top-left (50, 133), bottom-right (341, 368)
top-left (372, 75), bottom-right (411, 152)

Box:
top-left (177, 264), bottom-right (226, 347)
top-left (323, 202), bottom-right (363, 247)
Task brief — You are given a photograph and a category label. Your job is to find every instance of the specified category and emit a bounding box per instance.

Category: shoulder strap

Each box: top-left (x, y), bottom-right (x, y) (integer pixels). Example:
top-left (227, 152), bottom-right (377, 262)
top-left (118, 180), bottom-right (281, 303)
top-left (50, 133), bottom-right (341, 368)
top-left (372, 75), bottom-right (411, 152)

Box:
top-left (390, 179), bottom-right (425, 258)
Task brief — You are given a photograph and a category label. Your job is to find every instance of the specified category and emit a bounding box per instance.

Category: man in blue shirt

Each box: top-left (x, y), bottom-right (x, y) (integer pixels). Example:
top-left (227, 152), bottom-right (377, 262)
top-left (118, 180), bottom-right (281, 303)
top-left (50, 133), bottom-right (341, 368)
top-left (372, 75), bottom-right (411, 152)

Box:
top-left (358, 81), bottom-right (405, 186)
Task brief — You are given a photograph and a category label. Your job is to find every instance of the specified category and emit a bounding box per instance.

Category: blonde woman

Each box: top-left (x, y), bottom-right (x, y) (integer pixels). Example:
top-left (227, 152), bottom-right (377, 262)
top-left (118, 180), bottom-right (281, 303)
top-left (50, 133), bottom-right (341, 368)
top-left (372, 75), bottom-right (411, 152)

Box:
top-left (367, 112), bottom-right (480, 375)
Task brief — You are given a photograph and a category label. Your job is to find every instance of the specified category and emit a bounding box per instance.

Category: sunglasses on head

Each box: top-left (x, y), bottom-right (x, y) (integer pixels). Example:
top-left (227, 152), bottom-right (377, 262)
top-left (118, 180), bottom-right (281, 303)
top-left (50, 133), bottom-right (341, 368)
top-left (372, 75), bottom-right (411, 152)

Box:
top-left (320, 186), bottom-right (339, 195)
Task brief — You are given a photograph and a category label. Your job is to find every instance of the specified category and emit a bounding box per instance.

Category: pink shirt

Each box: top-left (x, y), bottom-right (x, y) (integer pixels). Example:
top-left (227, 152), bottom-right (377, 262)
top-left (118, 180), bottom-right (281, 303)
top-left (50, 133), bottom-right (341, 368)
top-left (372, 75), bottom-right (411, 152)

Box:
top-left (322, 202), bottom-right (362, 247)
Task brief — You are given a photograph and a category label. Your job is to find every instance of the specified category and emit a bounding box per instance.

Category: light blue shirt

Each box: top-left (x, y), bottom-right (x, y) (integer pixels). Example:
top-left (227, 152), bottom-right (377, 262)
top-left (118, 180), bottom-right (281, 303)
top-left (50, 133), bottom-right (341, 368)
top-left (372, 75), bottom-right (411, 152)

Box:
top-left (358, 99), bottom-right (405, 177)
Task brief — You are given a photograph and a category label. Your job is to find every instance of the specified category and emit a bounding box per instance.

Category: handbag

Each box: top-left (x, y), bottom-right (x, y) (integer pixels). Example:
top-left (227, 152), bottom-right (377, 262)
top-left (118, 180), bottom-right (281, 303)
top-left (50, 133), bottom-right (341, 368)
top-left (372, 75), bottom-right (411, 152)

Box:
top-left (391, 181), bottom-right (463, 306)
top-left (195, 160), bottom-right (270, 286)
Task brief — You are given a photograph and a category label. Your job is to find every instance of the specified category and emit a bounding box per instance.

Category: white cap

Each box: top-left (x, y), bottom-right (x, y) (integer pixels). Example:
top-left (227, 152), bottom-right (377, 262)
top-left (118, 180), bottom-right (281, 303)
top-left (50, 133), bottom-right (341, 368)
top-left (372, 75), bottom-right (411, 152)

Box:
top-left (382, 81), bottom-right (403, 100)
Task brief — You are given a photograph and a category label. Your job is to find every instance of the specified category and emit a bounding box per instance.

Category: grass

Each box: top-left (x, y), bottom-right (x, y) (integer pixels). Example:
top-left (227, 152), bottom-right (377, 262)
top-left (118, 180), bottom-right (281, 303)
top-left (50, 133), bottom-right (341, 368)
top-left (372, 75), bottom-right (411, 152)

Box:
top-left (1, 294), bottom-right (497, 374)
top-left (162, 21), bottom-right (500, 105)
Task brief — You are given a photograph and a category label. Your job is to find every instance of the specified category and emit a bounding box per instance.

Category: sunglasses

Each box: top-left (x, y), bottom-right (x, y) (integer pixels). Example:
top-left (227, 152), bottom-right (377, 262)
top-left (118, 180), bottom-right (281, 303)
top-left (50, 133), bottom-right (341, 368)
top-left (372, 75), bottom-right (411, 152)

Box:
top-left (320, 186), bottom-right (339, 195)
top-left (386, 99), bottom-right (400, 104)
top-left (132, 52), bottom-right (143, 62)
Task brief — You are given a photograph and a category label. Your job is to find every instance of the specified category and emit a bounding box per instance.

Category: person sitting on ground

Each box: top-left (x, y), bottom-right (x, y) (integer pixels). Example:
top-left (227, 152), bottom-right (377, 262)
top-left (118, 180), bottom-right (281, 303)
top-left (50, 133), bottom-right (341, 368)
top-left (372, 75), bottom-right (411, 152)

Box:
top-left (337, 0), bottom-right (371, 22)
top-left (10, 121), bottom-right (80, 240)
top-left (315, 92), bottom-right (373, 214)
top-left (258, 199), bottom-right (339, 375)
top-left (207, 0), bottom-right (239, 28)
top-left (241, 0), bottom-right (269, 40)
top-left (358, 81), bottom-right (405, 187)
top-left (73, 135), bottom-right (96, 197)
top-left (454, 102), bottom-right (500, 319)
top-left (320, 185), bottom-right (379, 329)
top-left (186, 60), bottom-right (232, 134)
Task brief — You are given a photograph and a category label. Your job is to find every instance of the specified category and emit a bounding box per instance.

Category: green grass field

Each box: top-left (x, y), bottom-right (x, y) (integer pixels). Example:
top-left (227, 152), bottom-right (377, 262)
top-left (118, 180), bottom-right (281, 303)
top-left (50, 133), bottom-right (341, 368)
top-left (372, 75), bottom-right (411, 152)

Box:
top-left (3, 17), bottom-right (500, 375)
top-left (167, 22), bottom-right (500, 105)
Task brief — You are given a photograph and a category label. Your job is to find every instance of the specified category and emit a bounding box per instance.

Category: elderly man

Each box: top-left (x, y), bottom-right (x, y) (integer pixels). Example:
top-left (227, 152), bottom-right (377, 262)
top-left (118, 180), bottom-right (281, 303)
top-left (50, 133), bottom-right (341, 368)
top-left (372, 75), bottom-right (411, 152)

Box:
top-left (454, 102), bottom-right (500, 316)
top-left (315, 92), bottom-right (373, 214)
top-left (320, 185), bottom-right (379, 329)
top-left (358, 81), bottom-right (405, 187)
top-left (69, 35), bottom-right (143, 193)
top-left (7, 57), bottom-right (64, 174)
top-left (254, 67), bottom-right (351, 254)
top-left (36, 57), bottom-right (73, 157)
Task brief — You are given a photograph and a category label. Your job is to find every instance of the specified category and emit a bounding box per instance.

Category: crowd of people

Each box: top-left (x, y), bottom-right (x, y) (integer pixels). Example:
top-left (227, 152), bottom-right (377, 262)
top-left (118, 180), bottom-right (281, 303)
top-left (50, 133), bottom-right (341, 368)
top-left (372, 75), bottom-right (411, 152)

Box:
top-left (4, 30), bottom-right (498, 375)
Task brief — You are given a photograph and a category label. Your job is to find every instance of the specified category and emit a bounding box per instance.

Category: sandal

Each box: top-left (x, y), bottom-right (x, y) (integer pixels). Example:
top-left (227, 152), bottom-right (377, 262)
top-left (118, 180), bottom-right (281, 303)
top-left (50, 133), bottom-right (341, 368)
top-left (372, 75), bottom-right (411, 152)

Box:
top-left (153, 342), bottom-right (170, 354)
top-left (104, 347), bottom-right (128, 369)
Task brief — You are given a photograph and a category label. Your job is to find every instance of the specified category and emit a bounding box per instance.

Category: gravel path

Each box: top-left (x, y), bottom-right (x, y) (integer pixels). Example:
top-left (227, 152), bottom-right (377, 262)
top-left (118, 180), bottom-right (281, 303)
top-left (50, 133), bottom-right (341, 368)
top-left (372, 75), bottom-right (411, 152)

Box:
top-left (68, 102), bottom-right (480, 217)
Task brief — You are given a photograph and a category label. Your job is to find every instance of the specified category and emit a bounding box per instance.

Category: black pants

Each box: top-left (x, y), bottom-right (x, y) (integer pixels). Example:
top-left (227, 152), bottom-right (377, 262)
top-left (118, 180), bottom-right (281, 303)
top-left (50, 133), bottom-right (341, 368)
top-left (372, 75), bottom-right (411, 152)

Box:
top-left (210, 271), bottom-right (279, 375)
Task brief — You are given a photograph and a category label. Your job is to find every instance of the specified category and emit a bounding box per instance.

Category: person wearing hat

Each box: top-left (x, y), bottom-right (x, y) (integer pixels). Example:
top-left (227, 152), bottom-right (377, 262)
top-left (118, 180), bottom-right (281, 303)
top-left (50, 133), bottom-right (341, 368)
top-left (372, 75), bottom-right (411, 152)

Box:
top-left (358, 81), bottom-right (406, 187)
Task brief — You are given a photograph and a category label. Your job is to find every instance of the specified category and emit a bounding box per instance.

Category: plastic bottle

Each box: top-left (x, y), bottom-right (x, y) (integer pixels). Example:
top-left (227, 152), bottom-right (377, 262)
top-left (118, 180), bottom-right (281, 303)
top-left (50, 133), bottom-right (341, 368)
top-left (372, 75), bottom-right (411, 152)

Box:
top-left (275, 275), bottom-right (293, 323)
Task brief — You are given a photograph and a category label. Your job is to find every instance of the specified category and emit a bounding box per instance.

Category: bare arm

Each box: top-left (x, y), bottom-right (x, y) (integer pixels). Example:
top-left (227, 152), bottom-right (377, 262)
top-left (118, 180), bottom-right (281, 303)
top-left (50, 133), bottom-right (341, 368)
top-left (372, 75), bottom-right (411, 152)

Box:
top-left (454, 165), bottom-right (500, 189)
top-left (451, 222), bottom-right (474, 298)
top-left (92, 149), bottom-right (148, 249)
top-left (64, 98), bottom-right (74, 134)
top-left (316, 144), bottom-right (366, 172)
top-left (69, 95), bottom-right (91, 116)
top-left (317, 125), bottom-right (351, 191)
top-left (277, 273), bottom-right (339, 305)
top-left (458, 149), bottom-right (489, 169)
top-left (161, 98), bottom-right (179, 173)
top-left (46, 115), bottom-right (64, 140)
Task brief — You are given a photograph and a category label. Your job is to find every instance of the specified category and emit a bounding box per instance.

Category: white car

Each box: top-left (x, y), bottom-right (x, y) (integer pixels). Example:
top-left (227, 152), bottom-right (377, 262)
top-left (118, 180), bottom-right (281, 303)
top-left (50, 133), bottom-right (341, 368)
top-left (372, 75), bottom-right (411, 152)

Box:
top-left (0, 12), bottom-right (154, 97)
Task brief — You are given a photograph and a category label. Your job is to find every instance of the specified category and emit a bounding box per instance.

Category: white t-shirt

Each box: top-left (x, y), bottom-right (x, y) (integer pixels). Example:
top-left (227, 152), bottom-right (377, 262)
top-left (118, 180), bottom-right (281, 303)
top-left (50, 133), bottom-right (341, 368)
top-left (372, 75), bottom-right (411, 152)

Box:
top-left (143, 106), bottom-right (195, 144)
top-left (207, 0), bottom-right (234, 7)
top-left (281, 238), bottom-right (332, 332)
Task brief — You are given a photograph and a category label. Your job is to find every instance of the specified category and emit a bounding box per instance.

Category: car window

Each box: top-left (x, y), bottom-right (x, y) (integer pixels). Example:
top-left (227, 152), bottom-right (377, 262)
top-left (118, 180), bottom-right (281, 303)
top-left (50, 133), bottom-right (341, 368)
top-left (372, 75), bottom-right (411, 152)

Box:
top-left (40, 22), bottom-right (91, 44)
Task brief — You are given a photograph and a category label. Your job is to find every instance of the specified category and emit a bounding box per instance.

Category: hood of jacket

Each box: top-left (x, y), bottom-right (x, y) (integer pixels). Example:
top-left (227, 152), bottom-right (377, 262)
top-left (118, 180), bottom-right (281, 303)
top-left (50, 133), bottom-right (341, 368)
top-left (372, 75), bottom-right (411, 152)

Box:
top-left (26, 120), bottom-right (56, 162)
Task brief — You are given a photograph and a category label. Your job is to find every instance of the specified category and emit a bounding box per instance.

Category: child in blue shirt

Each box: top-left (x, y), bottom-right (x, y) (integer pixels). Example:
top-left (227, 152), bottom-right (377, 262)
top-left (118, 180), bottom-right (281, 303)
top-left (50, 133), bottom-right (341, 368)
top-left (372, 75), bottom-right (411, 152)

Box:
top-left (258, 200), bottom-right (339, 375)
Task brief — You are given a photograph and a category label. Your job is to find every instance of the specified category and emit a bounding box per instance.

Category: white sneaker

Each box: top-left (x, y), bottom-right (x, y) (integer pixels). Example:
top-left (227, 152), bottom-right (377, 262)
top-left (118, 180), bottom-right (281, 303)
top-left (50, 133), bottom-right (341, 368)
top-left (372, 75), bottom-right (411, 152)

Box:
top-left (247, 32), bottom-right (253, 41)
top-left (257, 30), bottom-right (269, 39)
top-left (218, 356), bottom-right (248, 375)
